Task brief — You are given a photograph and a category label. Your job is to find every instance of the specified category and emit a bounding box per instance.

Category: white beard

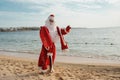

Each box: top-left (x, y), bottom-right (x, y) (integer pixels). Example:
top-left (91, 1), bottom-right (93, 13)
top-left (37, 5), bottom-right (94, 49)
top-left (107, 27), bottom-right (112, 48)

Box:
top-left (45, 19), bottom-right (59, 43)
top-left (45, 19), bottom-right (56, 31)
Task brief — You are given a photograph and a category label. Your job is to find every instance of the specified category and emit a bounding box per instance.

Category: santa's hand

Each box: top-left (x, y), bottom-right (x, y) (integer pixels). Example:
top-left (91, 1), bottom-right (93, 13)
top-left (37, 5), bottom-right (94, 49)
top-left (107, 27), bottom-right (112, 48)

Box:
top-left (46, 45), bottom-right (53, 52)
top-left (46, 47), bottom-right (50, 50)
top-left (48, 46), bottom-right (53, 53)
top-left (66, 25), bottom-right (71, 32)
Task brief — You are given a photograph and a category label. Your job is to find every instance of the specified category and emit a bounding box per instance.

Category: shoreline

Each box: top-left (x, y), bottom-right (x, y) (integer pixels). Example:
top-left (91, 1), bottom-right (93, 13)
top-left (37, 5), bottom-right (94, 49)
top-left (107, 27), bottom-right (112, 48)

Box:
top-left (0, 54), bottom-right (120, 80)
top-left (0, 51), bottom-right (120, 66)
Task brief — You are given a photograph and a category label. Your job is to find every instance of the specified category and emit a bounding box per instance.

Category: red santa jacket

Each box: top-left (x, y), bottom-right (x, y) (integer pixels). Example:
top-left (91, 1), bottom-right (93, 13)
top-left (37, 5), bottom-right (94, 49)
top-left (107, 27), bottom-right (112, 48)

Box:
top-left (40, 26), bottom-right (70, 51)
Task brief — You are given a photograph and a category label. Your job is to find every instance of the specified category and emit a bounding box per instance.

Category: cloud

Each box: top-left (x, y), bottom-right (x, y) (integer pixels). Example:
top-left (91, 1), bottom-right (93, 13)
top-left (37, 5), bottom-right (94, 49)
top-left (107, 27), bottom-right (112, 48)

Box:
top-left (107, 0), bottom-right (120, 4)
top-left (6, 0), bottom-right (120, 14)
top-left (0, 11), bottom-right (43, 27)
top-left (0, 0), bottom-right (120, 28)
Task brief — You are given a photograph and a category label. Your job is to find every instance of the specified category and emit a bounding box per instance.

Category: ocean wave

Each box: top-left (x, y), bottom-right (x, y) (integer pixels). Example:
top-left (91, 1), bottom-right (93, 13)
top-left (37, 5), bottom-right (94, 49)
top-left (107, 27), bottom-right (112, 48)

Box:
top-left (0, 49), bottom-right (36, 54)
top-left (56, 51), bottom-right (120, 61)
top-left (70, 42), bottom-right (116, 45)
top-left (0, 48), bottom-right (120, 61)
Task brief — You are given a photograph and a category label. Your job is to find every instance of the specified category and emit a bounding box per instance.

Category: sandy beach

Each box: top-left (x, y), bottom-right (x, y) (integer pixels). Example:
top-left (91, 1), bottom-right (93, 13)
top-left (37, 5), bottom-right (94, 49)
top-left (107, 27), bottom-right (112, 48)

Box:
top-left (0, 54), bottom-right (120, 80)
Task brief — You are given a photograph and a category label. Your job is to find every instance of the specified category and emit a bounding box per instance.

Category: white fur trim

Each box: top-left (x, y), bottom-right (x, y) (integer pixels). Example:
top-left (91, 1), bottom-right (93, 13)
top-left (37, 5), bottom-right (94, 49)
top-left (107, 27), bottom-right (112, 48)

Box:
top-left (47, 53), bottom-right (53, 56)
top-left (41, 69), bottom-right (48, 73)
top-left (38, 67), bottom-right (48, 73)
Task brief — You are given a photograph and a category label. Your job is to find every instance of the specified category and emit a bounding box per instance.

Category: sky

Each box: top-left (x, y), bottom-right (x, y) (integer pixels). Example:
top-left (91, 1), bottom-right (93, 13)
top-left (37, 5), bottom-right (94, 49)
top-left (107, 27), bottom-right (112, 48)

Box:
top-left (0, 0), bottom-right (120, 28)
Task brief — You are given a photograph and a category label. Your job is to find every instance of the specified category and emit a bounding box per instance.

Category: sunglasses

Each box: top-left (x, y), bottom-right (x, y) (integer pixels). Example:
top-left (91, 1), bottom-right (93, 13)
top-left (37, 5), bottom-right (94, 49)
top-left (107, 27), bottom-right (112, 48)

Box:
top-left (49, 19), bottom-right (54, 22)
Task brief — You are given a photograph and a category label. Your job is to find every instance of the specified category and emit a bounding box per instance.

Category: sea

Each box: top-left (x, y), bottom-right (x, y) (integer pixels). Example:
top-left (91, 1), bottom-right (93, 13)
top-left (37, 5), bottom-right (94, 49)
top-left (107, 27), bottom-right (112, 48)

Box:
top-left (0, 27), bottom-right (120, 61)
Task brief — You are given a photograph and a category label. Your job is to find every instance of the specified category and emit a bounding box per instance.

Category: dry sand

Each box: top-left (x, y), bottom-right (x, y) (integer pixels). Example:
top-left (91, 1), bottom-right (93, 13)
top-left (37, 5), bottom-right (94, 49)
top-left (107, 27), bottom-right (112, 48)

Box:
top-left (0, 55), bottom-right (120, 80)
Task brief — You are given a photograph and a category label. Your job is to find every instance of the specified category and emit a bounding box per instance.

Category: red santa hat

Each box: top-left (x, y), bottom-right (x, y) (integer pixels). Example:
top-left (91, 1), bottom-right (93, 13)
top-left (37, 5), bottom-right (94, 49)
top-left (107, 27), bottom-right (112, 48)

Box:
top-left (50, 14), bottom-right (54, 17)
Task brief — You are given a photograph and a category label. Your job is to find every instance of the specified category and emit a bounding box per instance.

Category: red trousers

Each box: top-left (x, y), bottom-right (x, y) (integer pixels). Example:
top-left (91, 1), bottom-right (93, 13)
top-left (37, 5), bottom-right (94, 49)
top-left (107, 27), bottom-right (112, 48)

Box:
top-left (38, 43), bottom-right (56, 70)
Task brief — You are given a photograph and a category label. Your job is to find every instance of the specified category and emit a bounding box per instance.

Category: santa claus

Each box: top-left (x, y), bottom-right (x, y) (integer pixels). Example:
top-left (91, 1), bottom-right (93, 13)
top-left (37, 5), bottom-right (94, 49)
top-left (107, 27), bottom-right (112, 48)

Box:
top-left (38, 14), bottom-right (71, 73)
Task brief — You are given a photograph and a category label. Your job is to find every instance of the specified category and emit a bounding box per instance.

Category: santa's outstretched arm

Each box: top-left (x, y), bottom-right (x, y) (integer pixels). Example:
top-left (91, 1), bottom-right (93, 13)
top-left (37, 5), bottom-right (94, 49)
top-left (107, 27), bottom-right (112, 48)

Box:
top-left (60, 25), bottom-right (71, 35)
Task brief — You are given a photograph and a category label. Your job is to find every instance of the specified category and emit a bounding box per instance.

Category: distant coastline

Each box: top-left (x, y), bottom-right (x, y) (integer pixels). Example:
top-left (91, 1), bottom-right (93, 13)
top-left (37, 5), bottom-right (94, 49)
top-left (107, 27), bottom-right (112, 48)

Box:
top-left (0, 27), bottom-right (84, 32)
top-left (0, 27), bottom-right (40, 32)
top-left (0, 26), bottom-right (120, 32)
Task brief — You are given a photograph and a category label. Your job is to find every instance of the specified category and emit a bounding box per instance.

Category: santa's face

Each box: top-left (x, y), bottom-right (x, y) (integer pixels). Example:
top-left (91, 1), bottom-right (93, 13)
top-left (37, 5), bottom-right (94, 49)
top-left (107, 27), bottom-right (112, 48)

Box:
top-left (49, 16), bottom-right (54, 25)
